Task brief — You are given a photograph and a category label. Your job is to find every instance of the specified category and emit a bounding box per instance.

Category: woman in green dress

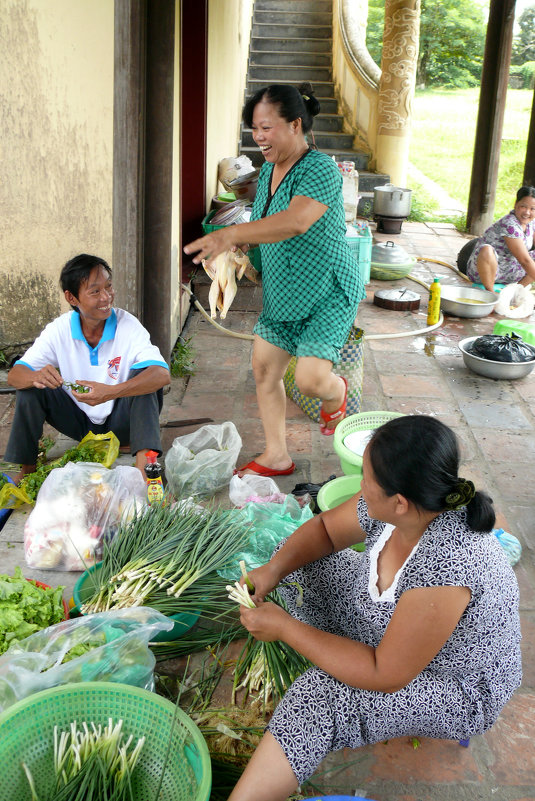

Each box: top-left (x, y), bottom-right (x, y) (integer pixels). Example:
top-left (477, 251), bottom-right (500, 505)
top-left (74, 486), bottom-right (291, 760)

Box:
top-left (184, 83), bottom-right (365, 477)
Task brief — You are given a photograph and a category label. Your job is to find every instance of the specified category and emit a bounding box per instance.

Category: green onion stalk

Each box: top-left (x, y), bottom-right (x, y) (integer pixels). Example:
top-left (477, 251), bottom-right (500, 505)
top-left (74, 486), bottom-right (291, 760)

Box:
top-left (226, 567), bottom-right (311, 706)
top-left (23, 719), bottom-right (145, 801)
top-left (81, 499), bottom-right (252, 625)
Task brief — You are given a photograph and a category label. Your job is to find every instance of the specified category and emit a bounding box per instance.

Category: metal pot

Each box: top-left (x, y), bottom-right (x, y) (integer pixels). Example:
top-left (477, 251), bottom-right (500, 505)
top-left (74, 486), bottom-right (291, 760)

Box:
top-left (459, 336), bottom-right (535, 379)
top-left (373, 184), bottom-right (412, 217)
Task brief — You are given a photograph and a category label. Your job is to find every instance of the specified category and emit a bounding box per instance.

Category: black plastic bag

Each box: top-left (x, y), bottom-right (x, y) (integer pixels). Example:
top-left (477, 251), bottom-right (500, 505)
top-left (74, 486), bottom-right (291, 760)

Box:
top-left (470, 333), bottom-right (535, 363)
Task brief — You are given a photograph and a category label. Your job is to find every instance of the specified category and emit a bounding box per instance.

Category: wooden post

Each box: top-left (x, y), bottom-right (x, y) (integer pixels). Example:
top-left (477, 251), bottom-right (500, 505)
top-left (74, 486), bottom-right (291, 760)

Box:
top-left (523, 87), bottom-right (535, 187)
top-left (112, 0), bottom-right (146, 318)
top-left (466, 0), bottom-right (516, 235)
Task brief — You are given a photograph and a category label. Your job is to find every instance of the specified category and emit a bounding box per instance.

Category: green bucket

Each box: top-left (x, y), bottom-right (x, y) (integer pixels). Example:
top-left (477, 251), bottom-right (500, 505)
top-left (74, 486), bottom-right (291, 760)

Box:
top-left (0, 681), bottom-right (211, 801)
top-left (72, 563), bottom-right (201, 641)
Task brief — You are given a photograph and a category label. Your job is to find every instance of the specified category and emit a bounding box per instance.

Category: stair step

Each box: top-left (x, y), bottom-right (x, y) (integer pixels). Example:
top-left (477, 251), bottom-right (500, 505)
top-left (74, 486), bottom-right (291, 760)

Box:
top-left (252, 22), bottom-right (332, 38)
top-left (246, 78), bottom-right (335, 97)
top-left (254, 9), bottom-right (332, 26)
top-left (255, 0), bottom-right (333, 12)
top-left (240, 146), bottom-right (371, 171)
top-left (250, 50), bottom-right (331, 67)
top-left (248, 64), bottom-right (332, 82)
top-left (251, 36), bottom-right (332, 53)
top-left (241, 128), bottom-right (354, 150)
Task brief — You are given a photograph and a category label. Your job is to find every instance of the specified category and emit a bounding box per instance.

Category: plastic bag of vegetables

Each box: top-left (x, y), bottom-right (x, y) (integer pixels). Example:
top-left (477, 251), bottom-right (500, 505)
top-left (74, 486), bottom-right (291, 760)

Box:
top-left (165, 421), bottom-right (242, 498)
top-left (0, 607), bottom-right (172, 715)
top-left (24, 463), bottom-right (147, 571)
top-left (0, 430), bottom-right (120, 510)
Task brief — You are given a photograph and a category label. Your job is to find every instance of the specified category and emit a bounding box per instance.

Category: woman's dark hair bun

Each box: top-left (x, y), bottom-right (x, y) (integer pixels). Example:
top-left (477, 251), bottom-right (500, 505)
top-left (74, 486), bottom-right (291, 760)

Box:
top-left (298, 82), bottom-right (321, 118)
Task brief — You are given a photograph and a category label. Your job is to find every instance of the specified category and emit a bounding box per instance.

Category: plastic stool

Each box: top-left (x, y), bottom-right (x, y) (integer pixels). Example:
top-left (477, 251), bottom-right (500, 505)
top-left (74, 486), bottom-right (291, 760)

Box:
top-left (492, 319), bottom-right (535, 346)
top-left (472, 281), bottom-right (506, 292)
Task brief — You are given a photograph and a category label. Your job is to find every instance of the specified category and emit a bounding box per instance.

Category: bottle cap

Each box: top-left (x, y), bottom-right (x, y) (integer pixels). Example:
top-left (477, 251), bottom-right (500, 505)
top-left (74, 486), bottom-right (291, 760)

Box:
top-left (433, 277), bottom-right (440, 283)
top-left (146, 450), bottom-right (158, 463)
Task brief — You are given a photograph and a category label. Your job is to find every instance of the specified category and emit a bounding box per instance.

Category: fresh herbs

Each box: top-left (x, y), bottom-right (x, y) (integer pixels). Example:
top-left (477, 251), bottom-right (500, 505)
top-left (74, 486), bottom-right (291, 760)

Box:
top-left (19, 441), bottom-right (109, 502)
top-left (0, 567), bottom-right (65, 654)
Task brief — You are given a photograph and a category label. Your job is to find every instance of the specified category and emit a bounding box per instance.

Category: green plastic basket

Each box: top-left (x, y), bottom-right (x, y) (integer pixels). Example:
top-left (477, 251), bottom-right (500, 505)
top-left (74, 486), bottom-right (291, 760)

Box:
top-left (317, 474), bottom-right (362, 511)
top-left (333, 411), bottom-right (403, 474)
top-left (0, 681), bottom-right (211, 801)
top-left (72, 562), bottom-right (201, 641)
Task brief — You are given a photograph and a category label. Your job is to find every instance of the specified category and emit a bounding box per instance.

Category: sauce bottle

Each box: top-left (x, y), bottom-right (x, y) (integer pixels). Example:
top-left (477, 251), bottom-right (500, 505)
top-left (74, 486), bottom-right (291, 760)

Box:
top-left (144, 450), bottom-right (164, 504)
top-left (427, 277), bottom-right (441, 325)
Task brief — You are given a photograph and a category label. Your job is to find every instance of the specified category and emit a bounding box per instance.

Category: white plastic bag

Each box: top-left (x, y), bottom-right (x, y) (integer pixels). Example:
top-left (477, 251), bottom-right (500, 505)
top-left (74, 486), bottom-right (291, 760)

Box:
top-left (24, 463), bottom-right (147, 571)
top-left (229, 474), bottom-right (286, 507)
top-left (495, 283), bottom-right (535, 318)
top-left (0, 608), bottom-right (172, 714)
top-left (165, 422), bottom-right (242, 498)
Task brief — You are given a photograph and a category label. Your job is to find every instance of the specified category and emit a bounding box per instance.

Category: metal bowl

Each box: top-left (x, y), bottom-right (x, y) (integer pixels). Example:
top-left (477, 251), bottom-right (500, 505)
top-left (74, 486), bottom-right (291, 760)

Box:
top-left (459, 336), bottom-right (535, 379)
top-left (440, 285), bottom-right (498, 318)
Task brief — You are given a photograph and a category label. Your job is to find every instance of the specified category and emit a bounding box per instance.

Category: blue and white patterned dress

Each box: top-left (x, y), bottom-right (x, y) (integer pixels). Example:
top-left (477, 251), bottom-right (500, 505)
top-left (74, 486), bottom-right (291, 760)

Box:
top-left (466, 210), bottom-right (535, 283)
top-left (267, 498), bottom-right (522, 784)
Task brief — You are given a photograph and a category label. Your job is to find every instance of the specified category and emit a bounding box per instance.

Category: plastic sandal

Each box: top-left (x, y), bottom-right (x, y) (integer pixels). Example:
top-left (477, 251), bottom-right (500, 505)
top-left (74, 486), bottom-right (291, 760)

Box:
top-left (319, 376), bottom-right (347, 436)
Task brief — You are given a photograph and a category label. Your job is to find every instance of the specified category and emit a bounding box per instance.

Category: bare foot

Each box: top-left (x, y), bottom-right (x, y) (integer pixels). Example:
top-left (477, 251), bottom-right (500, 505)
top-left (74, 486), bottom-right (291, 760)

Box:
top-left (13, 464), bottom-right (36, 485)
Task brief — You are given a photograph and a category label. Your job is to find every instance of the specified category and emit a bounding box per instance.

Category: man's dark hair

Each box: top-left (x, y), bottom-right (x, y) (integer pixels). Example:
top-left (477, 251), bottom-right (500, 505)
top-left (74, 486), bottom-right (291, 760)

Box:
top-left (60, 254), bottom-right (112, 309)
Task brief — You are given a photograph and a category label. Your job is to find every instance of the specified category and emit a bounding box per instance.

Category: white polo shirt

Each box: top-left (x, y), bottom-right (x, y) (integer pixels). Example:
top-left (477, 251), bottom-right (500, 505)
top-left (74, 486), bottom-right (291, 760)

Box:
top-left (16, 308), bottom-right (169, 424)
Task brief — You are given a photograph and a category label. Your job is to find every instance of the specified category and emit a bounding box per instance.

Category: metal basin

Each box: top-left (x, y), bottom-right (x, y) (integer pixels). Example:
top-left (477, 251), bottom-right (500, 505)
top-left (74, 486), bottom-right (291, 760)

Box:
top-left (441, 285), bottom-right (498, 318)
top-left (459, 336), bottom-right (535, 379)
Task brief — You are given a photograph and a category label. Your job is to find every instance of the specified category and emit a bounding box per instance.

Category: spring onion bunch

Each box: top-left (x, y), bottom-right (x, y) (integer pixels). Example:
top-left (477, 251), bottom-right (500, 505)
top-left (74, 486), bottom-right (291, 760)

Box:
top-left (23, 719), bottom-right (144, 801)
top-left (81, 500), bottom-right (252, 621)
top-left (226, 565), bottom-right (310, 705)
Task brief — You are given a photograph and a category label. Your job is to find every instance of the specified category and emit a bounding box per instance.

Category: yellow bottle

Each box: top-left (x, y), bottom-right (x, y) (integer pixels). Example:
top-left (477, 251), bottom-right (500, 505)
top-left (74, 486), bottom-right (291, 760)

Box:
top-left (427, 278), bottom-right (441, 325)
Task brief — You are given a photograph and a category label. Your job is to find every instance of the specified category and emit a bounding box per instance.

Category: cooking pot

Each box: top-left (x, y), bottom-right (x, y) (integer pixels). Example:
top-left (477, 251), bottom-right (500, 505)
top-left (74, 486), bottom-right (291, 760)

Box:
top-left (370, 240), bottom-right (417, 280)
top-left (374, 184), bottom-right (412, 218)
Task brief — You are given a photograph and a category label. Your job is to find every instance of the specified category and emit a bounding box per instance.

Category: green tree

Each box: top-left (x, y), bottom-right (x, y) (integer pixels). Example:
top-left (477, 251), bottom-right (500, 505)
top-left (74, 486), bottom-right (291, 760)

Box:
top-left (365, 0), bottom-right (486, 88)
top-left (512, 4), bottom-right (535, 65)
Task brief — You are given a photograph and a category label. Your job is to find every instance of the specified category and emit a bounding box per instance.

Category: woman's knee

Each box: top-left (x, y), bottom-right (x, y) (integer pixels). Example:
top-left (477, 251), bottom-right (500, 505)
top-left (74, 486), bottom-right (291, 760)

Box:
top-left (294, 358), bottom-right (333, 398)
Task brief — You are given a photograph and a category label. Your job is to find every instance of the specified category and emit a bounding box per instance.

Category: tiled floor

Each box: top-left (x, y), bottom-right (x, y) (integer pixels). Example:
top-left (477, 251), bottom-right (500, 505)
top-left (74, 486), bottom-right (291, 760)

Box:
top-left (1, 220), bottom-right (534, 800)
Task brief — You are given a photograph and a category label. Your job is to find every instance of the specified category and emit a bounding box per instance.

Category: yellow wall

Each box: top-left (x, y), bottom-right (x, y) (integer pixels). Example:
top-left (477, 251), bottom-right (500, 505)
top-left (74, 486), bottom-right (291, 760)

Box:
top-left (206, 0), bottom-right (254, 209)
top-left (0, 0), bottom-right (113, 352)
top-left (332, 0), bottom-right (380, 166)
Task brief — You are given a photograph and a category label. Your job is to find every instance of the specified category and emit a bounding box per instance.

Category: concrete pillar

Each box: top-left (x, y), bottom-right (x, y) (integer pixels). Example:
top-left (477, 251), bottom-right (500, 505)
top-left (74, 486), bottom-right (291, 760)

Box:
top-left (375, 0), bottom-right (420, 187)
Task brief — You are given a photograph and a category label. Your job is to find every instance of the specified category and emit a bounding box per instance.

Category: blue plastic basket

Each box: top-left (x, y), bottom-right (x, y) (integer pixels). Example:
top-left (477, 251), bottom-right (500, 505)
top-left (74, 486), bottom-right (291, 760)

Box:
top-left (346, 225), bottom-right (372, 284)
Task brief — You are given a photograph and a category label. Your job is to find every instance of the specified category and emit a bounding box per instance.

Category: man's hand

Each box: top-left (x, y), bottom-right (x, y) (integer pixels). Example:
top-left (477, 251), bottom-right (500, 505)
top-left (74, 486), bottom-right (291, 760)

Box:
top-left (30, 365), bottom-right (63, 390)
top-left (71, 380), bottom-right (116, 406)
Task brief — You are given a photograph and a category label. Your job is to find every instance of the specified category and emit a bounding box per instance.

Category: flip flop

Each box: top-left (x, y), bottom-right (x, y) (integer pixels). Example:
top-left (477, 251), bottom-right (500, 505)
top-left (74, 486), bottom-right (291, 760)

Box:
top-left (319, 376), bottom-right (348, 436)
top-left (234, 460), bottom-right (296, 477)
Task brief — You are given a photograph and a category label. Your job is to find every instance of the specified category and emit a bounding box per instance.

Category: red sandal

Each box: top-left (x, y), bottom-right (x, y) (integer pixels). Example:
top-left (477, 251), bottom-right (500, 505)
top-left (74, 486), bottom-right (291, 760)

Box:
top-left (319, 376), bottom-right (347, 436)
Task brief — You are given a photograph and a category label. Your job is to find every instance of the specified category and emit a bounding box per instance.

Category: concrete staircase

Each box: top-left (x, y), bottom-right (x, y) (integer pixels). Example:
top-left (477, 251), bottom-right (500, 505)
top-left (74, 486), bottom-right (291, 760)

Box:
top-left (239, 0), bottom-right (389, 214)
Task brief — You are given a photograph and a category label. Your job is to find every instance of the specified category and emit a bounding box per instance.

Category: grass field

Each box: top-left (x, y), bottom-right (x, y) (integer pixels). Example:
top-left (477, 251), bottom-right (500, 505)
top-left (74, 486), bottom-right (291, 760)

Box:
top-left (409, 87), bottom-right (532, 221)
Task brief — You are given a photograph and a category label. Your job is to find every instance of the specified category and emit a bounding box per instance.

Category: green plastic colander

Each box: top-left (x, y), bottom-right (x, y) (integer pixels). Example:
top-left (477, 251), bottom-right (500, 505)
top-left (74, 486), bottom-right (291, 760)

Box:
top-left (333, 411), bottom-right (403, 474)
top-left (0, 681), bottom-right (211, 801)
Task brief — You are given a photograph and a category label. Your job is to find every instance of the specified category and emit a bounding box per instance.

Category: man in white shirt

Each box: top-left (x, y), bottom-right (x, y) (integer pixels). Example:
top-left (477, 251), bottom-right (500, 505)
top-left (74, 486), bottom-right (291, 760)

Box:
top-left (5, 253), bottom-right (170, 481)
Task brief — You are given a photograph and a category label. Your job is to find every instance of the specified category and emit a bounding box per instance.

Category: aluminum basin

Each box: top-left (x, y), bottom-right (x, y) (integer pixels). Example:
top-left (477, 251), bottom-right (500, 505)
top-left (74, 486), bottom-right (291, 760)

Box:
top-left (459, 336), bottom-right (535, 379)
top-left (441, 285), bottom-right (498, 318)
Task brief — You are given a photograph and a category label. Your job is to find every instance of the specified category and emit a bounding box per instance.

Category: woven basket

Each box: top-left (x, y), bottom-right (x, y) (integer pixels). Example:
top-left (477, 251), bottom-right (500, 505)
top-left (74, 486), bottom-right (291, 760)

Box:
top-left (0, 681), bottom-right (211, 801)
top-left (283, 327), bottom-right (364, 423)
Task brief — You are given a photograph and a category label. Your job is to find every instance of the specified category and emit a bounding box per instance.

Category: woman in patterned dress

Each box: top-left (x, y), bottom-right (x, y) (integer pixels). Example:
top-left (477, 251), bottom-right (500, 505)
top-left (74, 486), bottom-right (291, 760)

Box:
top-left (184, 84), bottom-right (365, 476)
top-left (465, 185), bottom-right (535, 289)
top-left (228, 415), bottom-right (522, 801)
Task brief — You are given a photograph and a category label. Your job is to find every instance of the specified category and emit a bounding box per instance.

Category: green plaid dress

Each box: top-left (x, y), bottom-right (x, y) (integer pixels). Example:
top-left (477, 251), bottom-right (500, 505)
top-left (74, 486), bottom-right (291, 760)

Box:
top-left (251, 149), bottom-right (365, 362)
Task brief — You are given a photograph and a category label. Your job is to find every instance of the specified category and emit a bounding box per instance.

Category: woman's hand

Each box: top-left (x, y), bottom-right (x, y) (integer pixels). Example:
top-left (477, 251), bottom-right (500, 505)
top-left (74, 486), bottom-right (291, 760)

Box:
top-left (240, 601), bottom-right (292, 642)
top-left (240, 562), bottom-right (281, 604)
top-left (184, 227), bottom-right (240, 265)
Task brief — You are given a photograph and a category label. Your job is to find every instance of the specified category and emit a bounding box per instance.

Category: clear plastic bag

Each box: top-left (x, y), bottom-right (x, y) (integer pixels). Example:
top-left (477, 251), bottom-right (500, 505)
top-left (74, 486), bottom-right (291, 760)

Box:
top-left (218, 495), bottom-right (314, 581)
top-left (24, 463), bottom-right (147, 571)
top-left (228, 474), bottom-right (286, 507)
top-left (0, 608), bottom-right (172, 714)
top-left (164, 422), bottom-right (242, 498)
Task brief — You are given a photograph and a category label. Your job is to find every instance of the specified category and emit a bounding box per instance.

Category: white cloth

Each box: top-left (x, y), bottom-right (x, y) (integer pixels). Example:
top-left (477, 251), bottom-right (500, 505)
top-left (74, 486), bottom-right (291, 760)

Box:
top-left (15, 308), bottom-right (168, 424)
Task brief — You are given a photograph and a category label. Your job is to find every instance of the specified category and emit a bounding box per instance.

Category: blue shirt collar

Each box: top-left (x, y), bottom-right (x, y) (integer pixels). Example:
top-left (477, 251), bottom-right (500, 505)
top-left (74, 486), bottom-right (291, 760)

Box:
top-left (70, 308), bottom-right (117, 346)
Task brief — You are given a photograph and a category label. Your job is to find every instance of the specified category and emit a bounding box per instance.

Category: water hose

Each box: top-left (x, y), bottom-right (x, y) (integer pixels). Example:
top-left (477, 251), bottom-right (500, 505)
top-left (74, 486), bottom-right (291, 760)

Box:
top-left (182, 282), bottom-right (444, 341)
